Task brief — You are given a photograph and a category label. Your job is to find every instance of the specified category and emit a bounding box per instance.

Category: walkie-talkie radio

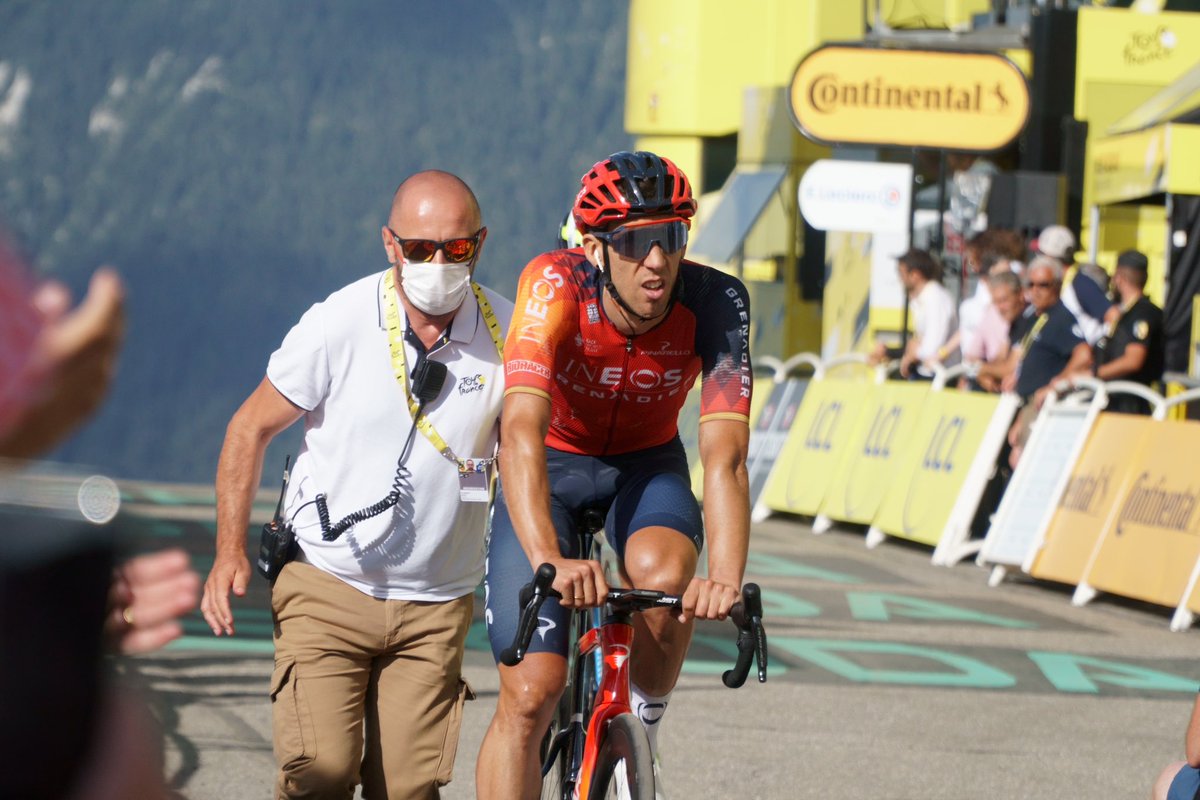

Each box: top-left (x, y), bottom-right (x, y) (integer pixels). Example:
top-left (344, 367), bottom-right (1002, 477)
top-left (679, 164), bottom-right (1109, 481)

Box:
top-left (256, 455), bottom-right (295, 581)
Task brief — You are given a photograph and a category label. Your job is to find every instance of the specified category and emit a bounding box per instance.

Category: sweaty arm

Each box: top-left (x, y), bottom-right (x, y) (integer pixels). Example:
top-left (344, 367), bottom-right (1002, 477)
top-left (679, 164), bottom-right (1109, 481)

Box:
top-left (695, 418), bottom-right (750, 619)
top-left (498, 391), bottom-right (608, 607)
top-left (201, 378), bottom-right (303, 635)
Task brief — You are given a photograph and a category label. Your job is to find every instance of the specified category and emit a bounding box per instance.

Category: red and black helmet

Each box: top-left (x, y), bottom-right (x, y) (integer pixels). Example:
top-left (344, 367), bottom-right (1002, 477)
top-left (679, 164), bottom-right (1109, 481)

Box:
top-left (572, 151), bottom-right (696, 232)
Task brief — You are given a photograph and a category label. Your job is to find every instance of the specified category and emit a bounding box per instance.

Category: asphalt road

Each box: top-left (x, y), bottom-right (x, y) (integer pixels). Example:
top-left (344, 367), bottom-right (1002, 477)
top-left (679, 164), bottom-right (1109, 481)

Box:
top-left (115, 486), bottom-right (1198, 799)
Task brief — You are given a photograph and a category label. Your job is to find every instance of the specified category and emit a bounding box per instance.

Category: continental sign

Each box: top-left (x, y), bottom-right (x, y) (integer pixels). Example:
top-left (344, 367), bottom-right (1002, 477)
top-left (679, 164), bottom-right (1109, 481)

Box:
top-left (1083, 420), bottom-right (1200, 610)
top-left (1030, 414), bottom-right (1150, 589)
top-left (789, 45), bottom-right (1030, 151)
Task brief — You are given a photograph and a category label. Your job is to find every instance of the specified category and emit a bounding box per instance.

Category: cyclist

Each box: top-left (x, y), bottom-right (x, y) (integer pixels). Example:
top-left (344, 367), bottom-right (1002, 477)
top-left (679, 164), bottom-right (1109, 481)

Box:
top-left (476, 151), bottom-right (753, 799)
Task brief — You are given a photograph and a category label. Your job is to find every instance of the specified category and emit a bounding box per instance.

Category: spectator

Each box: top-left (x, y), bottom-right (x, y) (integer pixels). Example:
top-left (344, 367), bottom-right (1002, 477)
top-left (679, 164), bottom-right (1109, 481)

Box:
top-left (1152, 690), bottom-right (1200, 800)
top-left (1003, 256), bottom-right (1093, 465)
top-left (200, 170), bottom-right (512, 798)
top-left (972, 270), bottom-right (1031, 393)
top-left (894, 248), bottom-right (957, 379)
top-left (1093, 249), bottom-right (1165, 415)
top-left (1033, 224), bottom-right (1112, 345)
top-left (950, 227), bottom-right (1027, 371)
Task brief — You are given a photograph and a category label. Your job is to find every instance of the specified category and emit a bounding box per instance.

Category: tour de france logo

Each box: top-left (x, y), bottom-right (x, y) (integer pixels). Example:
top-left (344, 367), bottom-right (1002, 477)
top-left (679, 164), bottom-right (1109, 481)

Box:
top-left (458, 374), bottom-right (486, 396)
top-left (1125, 25), bottom-right (1176, 66)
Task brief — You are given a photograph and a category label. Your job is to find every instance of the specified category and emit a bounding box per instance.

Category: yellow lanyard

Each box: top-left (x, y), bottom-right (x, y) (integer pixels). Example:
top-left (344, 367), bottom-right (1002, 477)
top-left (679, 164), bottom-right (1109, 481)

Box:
top-left (382, 269), bottom-right (504, 465)
top-left (1017, 312), bottom-right (1049, 363)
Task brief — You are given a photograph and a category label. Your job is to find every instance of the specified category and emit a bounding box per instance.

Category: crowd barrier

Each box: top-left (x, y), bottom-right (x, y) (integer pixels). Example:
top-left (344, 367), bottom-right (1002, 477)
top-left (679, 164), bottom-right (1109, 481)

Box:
top-left (743, 354), bottom-right (1200, 633)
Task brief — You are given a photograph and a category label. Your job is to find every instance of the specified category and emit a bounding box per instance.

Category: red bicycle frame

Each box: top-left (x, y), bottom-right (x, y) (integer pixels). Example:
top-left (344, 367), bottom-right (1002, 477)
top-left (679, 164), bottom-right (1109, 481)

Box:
top-left (574, 618), bottom-right (636, 797)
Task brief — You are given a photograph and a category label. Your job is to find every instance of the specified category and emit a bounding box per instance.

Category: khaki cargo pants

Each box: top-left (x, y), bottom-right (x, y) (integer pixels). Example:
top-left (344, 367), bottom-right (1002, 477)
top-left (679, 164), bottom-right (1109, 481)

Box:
top-left (270, 560), bottom-right (474, 799)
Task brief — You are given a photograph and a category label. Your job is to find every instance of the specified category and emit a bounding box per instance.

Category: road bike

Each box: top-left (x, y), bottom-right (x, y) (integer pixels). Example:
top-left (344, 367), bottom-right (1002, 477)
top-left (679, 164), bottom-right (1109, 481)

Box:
top-left (500, 512), bottom-right (767, 800)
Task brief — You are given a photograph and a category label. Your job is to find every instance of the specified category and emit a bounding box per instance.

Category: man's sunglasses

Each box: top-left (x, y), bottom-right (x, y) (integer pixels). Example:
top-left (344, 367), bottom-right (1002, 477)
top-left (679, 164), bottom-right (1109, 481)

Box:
top-left (593, 218), bottom-right (689, 261)
top-left (1027, 280), bottom-right (1055, 289)
top-left (389, 228), bottom-right (484, 264)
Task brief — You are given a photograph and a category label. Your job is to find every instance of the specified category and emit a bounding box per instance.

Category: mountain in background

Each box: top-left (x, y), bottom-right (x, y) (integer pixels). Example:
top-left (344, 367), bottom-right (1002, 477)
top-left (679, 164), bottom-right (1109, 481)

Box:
top-left (0, 0), bottom-right (630, 483)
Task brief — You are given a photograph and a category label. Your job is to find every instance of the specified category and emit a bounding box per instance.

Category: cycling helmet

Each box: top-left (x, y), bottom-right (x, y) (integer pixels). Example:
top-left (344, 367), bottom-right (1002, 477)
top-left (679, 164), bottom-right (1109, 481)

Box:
top-left (557, 209), bottom-right (584, 249)
top-left (572, 151), bottom-right (696, 232)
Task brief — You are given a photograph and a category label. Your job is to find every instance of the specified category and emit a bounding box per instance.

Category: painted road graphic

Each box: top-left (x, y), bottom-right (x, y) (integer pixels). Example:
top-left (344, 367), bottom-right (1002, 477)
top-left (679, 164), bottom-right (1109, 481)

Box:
top-left (119, 484), bottom-right (1199, 698)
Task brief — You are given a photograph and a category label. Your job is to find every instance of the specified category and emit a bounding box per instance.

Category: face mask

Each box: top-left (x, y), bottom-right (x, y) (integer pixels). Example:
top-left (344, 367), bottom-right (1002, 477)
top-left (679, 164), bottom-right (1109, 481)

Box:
top-left (400, 259), bottom-right (471, 315)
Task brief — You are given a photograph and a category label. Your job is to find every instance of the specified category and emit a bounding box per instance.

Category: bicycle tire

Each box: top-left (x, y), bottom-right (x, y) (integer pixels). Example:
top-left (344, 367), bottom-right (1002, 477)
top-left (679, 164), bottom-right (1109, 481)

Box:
top-left (589, 713), bottom-right (655, 800)
top-left (541, 727), bottom-right (569, 800)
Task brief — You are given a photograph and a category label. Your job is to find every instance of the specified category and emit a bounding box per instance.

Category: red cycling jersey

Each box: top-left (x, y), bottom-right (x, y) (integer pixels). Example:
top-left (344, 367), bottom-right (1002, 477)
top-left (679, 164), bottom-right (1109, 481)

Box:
top-left (504, 249), bottom-right (753, 455)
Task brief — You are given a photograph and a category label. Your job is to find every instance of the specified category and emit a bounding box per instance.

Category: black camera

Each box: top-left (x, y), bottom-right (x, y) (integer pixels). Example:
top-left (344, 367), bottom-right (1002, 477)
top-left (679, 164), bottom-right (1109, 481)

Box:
top-left (256, 519), bottom-right (296, 581)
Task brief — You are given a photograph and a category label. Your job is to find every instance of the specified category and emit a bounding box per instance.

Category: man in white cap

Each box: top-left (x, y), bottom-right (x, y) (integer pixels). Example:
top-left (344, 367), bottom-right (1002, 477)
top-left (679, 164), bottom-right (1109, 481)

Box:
top-left (1034, 224), bottom-right (1111, 345)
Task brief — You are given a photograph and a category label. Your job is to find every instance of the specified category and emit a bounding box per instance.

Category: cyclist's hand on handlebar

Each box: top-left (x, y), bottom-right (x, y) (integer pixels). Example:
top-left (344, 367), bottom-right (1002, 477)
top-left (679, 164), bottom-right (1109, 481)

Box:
top-left (200, 550), bottom-right (251, 636)
top-left (679, 577), bottom-right (740, 623)
top-left (545, 556), bottom-right (608, 608)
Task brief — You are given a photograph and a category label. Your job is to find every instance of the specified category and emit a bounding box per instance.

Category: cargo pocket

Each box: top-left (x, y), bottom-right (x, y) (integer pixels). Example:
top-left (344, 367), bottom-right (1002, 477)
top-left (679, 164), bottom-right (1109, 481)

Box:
top-left (434, 678), bottom-right (476, 786)
top-left (270, 658), bottom-right (316, 770)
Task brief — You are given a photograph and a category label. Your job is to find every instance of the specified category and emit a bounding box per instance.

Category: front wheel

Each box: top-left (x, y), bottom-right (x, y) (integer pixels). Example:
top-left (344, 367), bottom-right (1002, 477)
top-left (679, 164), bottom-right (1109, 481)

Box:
top-left (589, 713), bottom-right (655, 800)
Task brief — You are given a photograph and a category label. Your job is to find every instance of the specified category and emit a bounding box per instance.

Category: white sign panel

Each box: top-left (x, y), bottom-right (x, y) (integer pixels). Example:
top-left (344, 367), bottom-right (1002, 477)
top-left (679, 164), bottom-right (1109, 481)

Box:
top-left (798, 160), bottom-right (913, 234)
top-left (977, 400), bottom-right (1098, 573)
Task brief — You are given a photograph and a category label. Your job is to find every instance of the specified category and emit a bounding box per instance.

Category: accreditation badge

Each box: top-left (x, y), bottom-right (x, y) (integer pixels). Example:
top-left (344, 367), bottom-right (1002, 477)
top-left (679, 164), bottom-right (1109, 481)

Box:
top-left (1133, 320), bottom-right (1149, 341)
top-left (458, 457), bottom-right (493, 503)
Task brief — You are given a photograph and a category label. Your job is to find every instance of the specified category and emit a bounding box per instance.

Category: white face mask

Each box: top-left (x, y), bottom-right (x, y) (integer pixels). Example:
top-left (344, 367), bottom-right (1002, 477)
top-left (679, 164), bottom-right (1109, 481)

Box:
top-left (400, 259), bottom-right (471, 315)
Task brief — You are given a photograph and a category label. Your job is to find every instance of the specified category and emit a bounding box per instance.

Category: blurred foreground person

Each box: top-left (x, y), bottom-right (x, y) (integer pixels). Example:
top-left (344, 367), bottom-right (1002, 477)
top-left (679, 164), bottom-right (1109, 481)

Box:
top-left (1152, 692), bottom-right (1200, 800)
top-left (0, 245), bottom-right (200, 800)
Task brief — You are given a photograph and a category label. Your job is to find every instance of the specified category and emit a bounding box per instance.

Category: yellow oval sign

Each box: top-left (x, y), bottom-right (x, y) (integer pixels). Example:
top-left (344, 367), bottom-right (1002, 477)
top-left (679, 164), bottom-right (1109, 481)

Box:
top-left (789, 45), bottom-right (1030, 151)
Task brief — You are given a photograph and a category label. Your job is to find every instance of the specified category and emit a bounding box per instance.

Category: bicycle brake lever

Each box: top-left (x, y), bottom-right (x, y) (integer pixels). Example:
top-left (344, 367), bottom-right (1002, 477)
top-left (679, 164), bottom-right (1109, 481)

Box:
top-left (500, 563), bottom-right (558, 667)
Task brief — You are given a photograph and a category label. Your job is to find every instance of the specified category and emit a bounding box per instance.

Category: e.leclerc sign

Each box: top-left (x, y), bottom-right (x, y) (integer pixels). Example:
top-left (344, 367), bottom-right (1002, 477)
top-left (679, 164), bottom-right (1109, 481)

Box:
top-left (789, 45), bottom-right (1030, 152)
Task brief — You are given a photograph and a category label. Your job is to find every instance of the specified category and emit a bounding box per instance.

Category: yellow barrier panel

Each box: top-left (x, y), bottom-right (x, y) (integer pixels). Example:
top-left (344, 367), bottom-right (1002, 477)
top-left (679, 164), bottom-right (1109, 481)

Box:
top-left (1029, 414), bottom-right (1151, 587)
top-left (1081, 419), bottom-right (1200, 609)
top-left (817, 381), bottom-right (930, 524)
top-left (872, 391), bottom-right (1005, 547)
top-left (759, 378), bottom-right (871, 516)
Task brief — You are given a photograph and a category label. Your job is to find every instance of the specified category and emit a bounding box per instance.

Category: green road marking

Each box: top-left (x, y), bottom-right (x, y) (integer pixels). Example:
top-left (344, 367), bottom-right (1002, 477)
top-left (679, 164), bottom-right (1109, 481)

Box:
top-left (772, 637), bottom-right (1016, 688)
top-left (845, 592), bottom-right (1036, 629)
top-left (745, 552), bottom-right (861, 584)
top-left (1028, 651), bottom-right (1198, 694)
top-left (167, 636), bottom-right (274, 655)
top-left (466, 620), bottom-right (491, 652)
top-left (761, 588), bottom-right (820, 618)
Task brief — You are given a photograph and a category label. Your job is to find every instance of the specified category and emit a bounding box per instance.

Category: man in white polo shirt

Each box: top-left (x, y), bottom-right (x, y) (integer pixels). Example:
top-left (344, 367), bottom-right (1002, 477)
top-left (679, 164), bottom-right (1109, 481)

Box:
top-left (199, 170), bottom-right (512, 798)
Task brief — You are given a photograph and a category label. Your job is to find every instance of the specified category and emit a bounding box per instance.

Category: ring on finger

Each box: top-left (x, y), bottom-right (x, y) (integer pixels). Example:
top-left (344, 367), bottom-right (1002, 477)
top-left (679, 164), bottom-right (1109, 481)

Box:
top-left (121, 607), bottom-right (135, 626)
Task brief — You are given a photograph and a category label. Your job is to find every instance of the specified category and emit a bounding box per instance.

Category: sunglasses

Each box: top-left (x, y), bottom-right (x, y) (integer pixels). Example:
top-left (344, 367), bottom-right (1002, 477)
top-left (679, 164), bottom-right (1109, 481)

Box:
top-left (594, 218), bottom-right (689, 261)
top-left (1027, 281), bottom-right (1055, 289)
top-left (389, 228), bottom-right (483, 264)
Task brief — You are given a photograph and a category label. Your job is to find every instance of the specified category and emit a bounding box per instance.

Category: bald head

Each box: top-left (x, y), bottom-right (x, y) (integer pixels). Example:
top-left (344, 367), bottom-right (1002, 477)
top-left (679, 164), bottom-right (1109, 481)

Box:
top-left (382, 170), bottom-right (485, 269)
top-left (388, 170), bottom-right (482, 237)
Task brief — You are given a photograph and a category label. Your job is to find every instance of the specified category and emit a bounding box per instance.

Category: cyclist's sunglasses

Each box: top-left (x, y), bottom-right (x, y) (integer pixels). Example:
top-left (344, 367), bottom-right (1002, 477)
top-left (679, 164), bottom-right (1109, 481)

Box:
top-left (389, 227), bottom-right (484, 263)
top-left (593, 218), bottom-right (689, 261)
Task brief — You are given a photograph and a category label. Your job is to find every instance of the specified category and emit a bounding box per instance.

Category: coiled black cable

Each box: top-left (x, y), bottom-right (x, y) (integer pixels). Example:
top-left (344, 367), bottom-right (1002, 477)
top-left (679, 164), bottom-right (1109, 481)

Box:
top-left (317, 406), bottom-right (423, 542)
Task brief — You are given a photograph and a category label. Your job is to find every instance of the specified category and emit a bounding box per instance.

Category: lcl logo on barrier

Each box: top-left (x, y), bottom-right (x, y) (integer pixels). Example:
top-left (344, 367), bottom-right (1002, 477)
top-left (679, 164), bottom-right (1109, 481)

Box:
top-left (862, 405), bottom-right (903, 458)
top-left (805, 400), bottom-right (843, 451)
top-left (922, 415), bottom-right (966, 473)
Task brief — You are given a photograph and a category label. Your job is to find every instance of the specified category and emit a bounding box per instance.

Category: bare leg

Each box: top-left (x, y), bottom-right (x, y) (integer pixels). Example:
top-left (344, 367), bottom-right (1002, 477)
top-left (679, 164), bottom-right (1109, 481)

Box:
top-left (476, 653), bottom-right (566, 800)
top-left (622, 526), bottom-right (698, 695)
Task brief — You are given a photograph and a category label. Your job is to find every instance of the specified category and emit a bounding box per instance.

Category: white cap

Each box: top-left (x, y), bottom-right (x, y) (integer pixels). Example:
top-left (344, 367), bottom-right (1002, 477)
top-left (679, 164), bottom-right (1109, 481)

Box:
top-left (1035, 225), bottom-right (1076, 262)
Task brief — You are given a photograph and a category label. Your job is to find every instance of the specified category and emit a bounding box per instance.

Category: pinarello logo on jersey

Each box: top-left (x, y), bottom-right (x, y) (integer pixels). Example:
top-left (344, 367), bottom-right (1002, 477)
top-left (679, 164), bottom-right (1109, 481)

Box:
top-left (645, 339), bottom-right (690, 357)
